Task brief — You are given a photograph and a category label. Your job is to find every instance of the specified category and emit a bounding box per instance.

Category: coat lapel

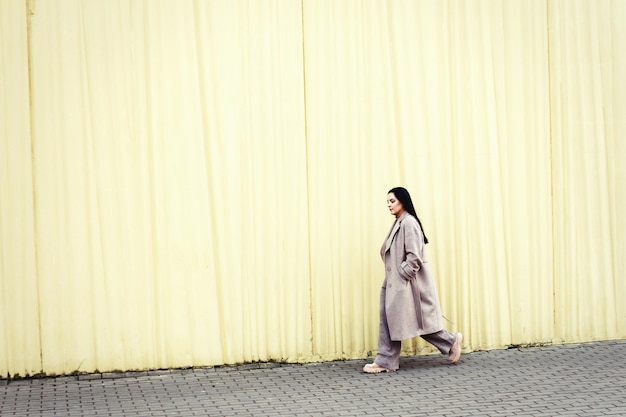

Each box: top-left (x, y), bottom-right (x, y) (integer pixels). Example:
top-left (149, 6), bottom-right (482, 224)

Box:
top-left (383, 212), bottom-right (409, 253)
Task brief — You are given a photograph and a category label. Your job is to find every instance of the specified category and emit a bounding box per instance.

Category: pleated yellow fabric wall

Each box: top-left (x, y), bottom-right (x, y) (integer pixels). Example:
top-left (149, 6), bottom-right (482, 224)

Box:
top-left (548, 0), bottom-right (626, 342)
top-left (1, 0), bottom-right (624, 377)
top-left (0, 0), bottom-right (41, 377)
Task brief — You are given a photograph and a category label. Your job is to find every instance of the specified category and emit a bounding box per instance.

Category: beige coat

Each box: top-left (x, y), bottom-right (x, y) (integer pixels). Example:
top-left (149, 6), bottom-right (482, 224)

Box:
top-left (380, 211), bottom-right (443, 341)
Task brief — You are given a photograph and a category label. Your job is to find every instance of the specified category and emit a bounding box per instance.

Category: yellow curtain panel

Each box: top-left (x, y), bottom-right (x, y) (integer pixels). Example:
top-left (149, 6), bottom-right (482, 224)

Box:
top-left (1, 0), bottom-right (624, 377)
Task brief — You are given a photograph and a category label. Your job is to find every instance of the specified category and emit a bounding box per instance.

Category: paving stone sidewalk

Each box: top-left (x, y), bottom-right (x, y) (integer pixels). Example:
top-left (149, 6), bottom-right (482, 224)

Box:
top-left (1, 340), bottom-right (625, 416)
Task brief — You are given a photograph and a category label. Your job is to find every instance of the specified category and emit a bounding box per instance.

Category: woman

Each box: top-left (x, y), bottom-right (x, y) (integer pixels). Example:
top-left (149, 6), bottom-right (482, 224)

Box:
top-left (363, 187), bottom-right (462, 373)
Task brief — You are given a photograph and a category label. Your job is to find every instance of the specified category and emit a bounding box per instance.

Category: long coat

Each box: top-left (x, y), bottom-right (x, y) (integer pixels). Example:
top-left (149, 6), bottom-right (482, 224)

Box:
top-left (380, 211), bottom-right (444, 341)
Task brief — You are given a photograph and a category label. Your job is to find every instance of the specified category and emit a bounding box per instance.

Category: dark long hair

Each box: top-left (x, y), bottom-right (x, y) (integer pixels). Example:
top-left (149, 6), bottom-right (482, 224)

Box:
top-left (388, 187), bottom-right (429, 244)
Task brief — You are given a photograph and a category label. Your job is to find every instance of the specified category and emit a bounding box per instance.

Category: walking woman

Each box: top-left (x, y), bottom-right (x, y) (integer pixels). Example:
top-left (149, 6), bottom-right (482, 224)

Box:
top-left (363, 187), bottom-right (462, 373)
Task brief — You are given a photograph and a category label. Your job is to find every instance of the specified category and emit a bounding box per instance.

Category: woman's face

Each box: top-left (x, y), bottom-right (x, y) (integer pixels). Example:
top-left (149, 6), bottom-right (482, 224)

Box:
top-left (387, 193), bottom-right (405, 217)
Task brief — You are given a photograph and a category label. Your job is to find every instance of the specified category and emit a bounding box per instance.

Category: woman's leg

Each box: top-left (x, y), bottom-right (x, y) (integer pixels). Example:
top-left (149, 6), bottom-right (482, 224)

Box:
top-left (421, 330), bottom-right (456, 354)
top-left (366, 285), bottom-right (401, 371)
top-left (421, 330), bottom-right (463, 363)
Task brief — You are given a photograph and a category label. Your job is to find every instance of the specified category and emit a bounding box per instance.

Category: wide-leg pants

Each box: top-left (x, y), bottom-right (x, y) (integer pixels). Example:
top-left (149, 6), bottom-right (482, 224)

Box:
top-left (374, 287), bottom-right (457, 371)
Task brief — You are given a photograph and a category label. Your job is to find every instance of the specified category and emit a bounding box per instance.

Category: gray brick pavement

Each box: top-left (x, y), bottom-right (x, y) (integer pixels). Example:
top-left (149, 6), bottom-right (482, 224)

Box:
top-left (1, 340), bottom-right (625, 416)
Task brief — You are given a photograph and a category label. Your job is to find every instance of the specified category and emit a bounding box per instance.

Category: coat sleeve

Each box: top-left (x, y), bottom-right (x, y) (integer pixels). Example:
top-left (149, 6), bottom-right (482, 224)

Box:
top-left (398, 218), bottom-right (424, 281)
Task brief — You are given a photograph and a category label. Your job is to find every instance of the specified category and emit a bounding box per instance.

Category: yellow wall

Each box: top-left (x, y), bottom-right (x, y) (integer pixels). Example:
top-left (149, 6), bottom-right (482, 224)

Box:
top-left (0, 0), bottom-right (41, 377)
top-left (1, 0), bottom-right (625, 377)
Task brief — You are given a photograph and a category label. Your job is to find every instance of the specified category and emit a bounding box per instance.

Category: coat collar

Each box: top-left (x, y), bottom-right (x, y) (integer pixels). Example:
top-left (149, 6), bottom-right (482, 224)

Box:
top-left (383, 211), bottom-right (410, 253)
